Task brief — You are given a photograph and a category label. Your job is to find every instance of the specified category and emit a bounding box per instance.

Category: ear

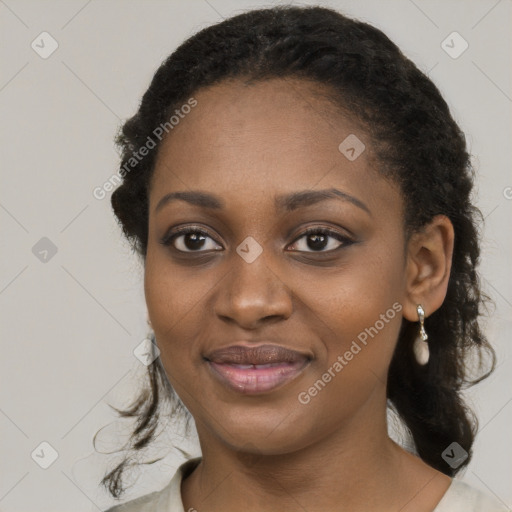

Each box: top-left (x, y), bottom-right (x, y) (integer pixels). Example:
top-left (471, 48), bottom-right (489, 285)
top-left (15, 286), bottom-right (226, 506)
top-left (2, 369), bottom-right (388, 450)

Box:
top-left (402, 215), bottom-right (454, 322)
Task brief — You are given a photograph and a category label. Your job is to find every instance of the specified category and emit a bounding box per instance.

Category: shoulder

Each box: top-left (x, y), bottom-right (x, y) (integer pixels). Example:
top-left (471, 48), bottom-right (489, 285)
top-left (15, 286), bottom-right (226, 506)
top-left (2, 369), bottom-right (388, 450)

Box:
top-left (103, 457), bottom-right (202, 512)
top-left (103, 487), bottom-right (166, 512)
top-left (434, 479), bottom-right (510, 512)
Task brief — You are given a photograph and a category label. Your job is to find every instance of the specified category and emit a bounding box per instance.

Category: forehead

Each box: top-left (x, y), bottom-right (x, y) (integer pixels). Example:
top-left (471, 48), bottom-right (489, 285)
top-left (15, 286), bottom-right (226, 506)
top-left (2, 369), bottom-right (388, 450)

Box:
top-left (149, 78), bottom-right (397, 214)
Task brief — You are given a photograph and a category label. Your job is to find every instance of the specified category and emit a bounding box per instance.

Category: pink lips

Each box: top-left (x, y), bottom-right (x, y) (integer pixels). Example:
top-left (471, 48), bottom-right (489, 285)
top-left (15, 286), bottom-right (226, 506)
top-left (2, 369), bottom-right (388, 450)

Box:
top-left (204, 344), bottom-right (310, 394)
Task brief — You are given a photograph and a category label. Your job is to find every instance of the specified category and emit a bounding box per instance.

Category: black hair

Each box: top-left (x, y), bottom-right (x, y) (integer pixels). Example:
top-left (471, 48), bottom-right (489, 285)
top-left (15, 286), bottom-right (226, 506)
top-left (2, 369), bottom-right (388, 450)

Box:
top-left (101, 5), bottom-right (496, 499)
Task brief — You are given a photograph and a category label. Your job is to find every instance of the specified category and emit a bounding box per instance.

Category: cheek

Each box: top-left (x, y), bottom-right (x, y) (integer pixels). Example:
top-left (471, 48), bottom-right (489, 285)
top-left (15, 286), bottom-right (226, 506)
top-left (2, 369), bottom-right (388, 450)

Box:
top-left (143, 250), bottom-right (217, 379)
top-left (144, 251), bottom-right (204, 360)
top-left (299, 244), bottom-right (405, 373)
top-left (144, 247), bottom-right (209, 325)
top-left (291, 265), bottom-right (403, 437)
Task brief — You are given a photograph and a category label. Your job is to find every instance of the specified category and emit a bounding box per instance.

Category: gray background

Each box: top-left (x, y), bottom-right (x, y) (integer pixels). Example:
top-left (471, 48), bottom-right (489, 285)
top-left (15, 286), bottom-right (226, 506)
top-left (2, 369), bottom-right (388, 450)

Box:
top-left (1, 0), bottom-right (511, 510)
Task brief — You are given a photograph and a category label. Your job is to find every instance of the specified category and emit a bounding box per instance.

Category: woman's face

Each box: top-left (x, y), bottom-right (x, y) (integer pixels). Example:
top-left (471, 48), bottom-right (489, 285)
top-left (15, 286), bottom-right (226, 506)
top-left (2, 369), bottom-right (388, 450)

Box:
top-left (145, 78), bottom-right (408, 455)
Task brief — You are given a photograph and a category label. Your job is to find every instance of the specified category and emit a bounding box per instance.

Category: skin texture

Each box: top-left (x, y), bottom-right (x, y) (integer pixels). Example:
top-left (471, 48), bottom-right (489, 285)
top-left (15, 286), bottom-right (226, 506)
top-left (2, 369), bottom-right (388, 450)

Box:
top-left (144, 78), bottom-right (454, 512)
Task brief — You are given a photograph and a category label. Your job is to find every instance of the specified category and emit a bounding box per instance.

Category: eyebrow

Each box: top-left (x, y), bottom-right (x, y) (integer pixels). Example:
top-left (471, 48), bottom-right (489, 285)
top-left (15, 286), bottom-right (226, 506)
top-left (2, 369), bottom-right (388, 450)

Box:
top-left (154, 188), bottom-right (371, 216)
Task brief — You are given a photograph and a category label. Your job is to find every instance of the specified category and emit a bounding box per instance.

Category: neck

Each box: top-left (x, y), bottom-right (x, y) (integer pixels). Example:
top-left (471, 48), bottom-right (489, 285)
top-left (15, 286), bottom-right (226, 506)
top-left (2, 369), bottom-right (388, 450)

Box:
top-left (180, 389), bottom-right (449, 512)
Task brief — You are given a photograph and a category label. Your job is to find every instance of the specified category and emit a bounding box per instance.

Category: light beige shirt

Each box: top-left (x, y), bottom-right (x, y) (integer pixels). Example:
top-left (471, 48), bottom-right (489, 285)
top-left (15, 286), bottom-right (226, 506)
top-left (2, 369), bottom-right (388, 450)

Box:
top-left (104, 457), bottom-right (509, 512)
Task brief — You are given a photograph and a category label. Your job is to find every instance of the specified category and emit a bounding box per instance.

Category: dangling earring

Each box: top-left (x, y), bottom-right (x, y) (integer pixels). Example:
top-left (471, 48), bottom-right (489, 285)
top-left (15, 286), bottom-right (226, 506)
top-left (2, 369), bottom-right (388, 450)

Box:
top-left (413, 304), bottom-right (429, 365)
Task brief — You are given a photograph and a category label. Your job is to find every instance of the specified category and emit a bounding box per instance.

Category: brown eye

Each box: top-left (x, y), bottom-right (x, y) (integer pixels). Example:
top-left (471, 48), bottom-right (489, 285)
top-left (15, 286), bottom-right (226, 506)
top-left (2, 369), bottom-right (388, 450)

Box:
top-left (289, 228), bottom-right (353, 253)
top-left (161, 227), bottom-right (223, 253)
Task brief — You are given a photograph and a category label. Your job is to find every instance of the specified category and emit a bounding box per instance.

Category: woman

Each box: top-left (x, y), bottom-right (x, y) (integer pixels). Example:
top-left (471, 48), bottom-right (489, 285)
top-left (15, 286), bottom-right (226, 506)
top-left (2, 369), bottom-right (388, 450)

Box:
top-left (101, 5), bottom-right (507, 512)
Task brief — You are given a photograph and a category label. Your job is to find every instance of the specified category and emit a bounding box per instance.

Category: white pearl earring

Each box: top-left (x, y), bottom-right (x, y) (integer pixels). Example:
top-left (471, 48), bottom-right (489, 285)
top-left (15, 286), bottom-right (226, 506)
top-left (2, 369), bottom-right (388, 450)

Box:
top-left (413, 304), bottom-right (429, 365)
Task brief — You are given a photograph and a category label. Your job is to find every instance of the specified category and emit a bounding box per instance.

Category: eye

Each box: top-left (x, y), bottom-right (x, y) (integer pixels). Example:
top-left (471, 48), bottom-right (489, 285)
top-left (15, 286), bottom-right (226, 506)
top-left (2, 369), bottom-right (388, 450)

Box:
top-left (160, 225), bottom-right (353, 254)
top-left (160, 226), bottom-right (223, 253)
top-left (288, 227), bottom-right (353, 253)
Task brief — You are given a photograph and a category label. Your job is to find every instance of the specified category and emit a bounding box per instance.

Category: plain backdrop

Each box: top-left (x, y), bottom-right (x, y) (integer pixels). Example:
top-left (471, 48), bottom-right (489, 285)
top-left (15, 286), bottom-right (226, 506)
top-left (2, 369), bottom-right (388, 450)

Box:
top-left (1, 1), bottom-right (511, 511)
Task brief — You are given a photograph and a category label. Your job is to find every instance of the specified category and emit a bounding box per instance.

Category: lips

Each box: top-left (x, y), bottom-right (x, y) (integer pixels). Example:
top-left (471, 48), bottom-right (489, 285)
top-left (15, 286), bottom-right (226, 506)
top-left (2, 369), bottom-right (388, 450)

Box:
top-left (206, 345), bottom-right (308, 365)
top-left (204, 344), bottom-right (311, 394)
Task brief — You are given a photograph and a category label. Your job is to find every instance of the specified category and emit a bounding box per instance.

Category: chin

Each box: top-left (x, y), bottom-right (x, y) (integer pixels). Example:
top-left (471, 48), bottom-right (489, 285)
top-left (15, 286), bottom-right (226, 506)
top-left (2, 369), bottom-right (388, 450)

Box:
top-left (207, 406), bottom-right (321, 456)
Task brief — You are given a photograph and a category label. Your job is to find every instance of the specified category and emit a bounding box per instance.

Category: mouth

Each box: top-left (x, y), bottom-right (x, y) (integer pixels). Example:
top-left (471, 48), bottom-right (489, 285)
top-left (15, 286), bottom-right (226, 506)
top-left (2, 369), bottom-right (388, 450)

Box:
top-left (204, 344), bottom-right (311, 395)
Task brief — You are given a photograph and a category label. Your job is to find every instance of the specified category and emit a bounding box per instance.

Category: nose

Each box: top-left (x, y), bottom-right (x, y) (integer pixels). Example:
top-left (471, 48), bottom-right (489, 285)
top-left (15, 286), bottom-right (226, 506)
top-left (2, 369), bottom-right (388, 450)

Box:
top-left (214, 253), bottom-right (293, 330)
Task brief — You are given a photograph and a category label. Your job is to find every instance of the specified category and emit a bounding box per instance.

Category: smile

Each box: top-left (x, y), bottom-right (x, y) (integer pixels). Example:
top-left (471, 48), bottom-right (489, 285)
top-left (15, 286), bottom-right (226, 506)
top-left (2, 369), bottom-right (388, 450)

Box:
top-left (204, 344), bottom-right (311, 394)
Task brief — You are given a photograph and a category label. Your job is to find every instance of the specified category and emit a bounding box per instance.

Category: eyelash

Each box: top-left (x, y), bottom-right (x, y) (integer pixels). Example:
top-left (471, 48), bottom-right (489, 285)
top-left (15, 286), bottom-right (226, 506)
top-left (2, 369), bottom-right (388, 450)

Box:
top-left (160, 225), bottom-right (353, 254)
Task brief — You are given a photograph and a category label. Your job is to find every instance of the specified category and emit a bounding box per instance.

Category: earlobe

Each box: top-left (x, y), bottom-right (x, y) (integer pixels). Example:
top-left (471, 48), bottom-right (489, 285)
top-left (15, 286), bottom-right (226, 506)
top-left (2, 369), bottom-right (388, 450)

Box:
top-left (402, 215), bottom-right (455, 321)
